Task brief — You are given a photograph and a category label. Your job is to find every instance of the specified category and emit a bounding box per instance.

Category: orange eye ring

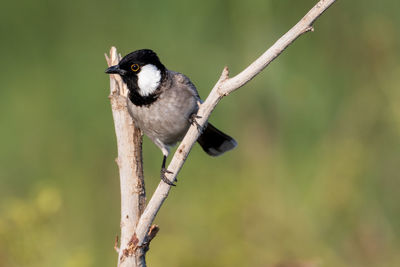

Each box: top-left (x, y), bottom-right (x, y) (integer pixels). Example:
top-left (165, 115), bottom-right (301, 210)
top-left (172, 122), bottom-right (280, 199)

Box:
top-left (131, 64), bottom-right (140, 72)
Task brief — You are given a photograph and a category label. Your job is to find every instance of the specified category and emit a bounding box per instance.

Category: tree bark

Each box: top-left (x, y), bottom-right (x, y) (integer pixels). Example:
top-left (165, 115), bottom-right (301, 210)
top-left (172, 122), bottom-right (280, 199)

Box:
top-left (105, 49), bottom-right (147, 267)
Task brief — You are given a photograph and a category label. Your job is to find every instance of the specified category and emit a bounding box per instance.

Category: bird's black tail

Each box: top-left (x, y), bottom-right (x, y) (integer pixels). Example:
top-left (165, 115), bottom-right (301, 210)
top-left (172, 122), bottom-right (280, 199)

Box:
top-left (197, 123), bottom-right (237, 156)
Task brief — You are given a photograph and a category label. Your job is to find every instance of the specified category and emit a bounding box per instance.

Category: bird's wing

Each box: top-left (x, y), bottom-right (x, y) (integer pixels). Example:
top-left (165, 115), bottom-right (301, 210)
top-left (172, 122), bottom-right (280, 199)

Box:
top-left (170, 71), bottom-right (201, 100)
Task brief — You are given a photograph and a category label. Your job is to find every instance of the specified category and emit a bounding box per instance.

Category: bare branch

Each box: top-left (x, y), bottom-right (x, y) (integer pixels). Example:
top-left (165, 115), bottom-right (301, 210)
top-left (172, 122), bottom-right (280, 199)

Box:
top-left (220, 0), bottom-right (336, 95)
top-left (106, 48), bottom-right (147, 267)
top-left (133, 0), bottom-right (337, 247)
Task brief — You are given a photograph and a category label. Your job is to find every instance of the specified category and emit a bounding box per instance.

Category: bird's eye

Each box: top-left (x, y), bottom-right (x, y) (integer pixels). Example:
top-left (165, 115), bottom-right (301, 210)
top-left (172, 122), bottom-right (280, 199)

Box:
top-left (131, 64), bottom-right (140, 72)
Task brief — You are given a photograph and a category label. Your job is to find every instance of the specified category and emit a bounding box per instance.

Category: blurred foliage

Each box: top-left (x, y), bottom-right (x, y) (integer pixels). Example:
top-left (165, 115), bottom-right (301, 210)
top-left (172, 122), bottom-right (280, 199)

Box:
top-left (1, 0), bottom-right (399, 266)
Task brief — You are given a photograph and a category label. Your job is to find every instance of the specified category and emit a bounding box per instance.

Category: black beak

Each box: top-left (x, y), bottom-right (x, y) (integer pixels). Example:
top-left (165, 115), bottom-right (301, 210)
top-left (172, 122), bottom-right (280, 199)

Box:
top-left (105, 65), bottom-right (122, 74)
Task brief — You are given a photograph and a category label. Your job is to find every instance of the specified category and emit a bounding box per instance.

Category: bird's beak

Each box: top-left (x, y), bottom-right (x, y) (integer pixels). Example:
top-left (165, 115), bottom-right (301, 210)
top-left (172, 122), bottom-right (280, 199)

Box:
top-left (105, 65), bottom-right (122, 74)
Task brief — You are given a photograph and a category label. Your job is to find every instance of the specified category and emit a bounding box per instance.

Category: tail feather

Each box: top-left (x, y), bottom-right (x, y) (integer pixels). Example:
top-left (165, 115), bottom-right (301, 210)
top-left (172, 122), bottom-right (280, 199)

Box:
top-left (197, 123), bottom-right (237, 156)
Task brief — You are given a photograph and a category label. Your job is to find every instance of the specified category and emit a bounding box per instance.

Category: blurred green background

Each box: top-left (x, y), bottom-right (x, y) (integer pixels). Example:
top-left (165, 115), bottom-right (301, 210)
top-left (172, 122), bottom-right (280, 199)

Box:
top-left (1, 0), bottom-right (399, 266)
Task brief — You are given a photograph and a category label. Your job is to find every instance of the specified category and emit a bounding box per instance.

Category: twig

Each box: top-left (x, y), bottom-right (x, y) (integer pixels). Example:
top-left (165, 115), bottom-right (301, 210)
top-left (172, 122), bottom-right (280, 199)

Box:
top-left (114, 235), bottom-right (120, 253)
top-left (133, 0), bottom-right (337, 248)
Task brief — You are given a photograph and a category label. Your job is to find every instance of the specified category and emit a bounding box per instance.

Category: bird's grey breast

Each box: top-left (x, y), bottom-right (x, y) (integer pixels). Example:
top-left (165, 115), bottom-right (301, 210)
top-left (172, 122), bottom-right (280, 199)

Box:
top-left (127, 71), bottom-right (199, 146)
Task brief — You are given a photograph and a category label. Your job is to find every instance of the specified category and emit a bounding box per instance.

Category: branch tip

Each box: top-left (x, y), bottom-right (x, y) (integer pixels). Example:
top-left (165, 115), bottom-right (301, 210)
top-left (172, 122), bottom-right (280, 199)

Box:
top-left (115, 157), bottom-right (121, 167)
top-left (114, 235), bottom-right (120, 253)
top-left (104, 53), bottom-right (110, 66)
top-left (220, 66), bottom-right (230, 81)
top-left (306, 26), bottom-right (315, 33)
top-left (109, 46), bottom-right (120, 65)
top-left (147, 224), bottom-right (160, 242)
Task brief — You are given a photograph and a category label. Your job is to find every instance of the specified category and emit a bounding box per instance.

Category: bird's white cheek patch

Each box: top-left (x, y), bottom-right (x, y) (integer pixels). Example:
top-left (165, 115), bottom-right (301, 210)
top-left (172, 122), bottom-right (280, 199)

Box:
top-left (137, 64), bottom-right (161, 96)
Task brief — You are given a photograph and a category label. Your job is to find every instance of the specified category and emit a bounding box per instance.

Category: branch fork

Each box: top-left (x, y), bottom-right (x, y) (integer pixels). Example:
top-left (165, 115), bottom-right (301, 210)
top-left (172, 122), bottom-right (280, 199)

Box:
top-left (106, 1), bottom-right (337, 266)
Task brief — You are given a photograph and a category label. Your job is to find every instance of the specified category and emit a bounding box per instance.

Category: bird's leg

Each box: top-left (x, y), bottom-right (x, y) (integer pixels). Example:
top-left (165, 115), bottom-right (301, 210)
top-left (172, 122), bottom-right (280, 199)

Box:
top-left (189, 113), bottom-right (203, 132)
top-left (160, 155), bottom-right (175, 186)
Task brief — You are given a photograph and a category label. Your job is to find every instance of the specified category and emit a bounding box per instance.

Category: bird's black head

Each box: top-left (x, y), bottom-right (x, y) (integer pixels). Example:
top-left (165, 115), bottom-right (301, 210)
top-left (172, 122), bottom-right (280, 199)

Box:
top-left (105, 49), bottom-right (167, 106)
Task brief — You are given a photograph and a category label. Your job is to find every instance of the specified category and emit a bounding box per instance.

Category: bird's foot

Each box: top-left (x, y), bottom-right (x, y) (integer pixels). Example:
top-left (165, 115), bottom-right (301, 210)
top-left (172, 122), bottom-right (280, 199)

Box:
top-left (160, 168), bottom-right (176, 186)
top-left (189, 114), bottom-right (202, 132)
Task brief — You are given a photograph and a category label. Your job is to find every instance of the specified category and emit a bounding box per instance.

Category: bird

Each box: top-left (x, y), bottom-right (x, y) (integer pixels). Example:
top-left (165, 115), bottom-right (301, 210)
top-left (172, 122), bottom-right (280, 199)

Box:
top-left (105, 49), bottom-right (237, 186)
